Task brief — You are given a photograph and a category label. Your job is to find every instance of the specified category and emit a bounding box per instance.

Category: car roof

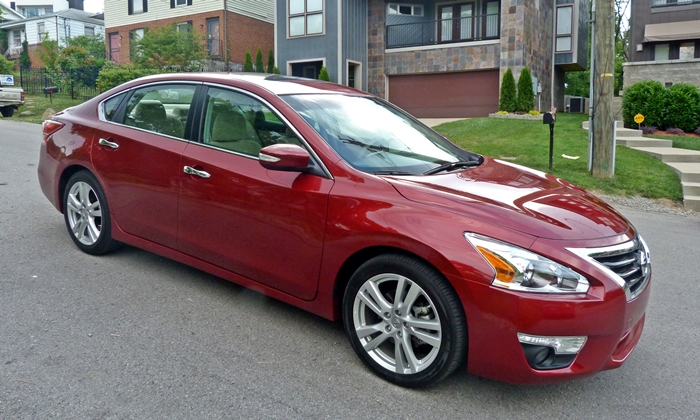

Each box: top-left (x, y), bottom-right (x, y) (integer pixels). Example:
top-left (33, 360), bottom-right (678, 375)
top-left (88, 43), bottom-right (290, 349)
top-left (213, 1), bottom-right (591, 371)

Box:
top-left (131, 72), bottom-right (369, 97)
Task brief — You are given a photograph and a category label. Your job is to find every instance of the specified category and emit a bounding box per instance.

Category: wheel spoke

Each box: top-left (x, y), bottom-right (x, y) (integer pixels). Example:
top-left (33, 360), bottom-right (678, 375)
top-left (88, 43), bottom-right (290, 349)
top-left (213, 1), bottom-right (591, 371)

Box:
top-left (399, 282), bottom-right (422, 312)
top-left (67, 194), bottom-right (81, 213)
top-left (393, 275), bottom-right (407, 309)
top-left (407, 327), bottom-right (441, 349)
top-left (362, 281), bottom-right (392, 314)
top-left (363, 331), bottom-right (391, 351)
top-left (87, 201), bottom-right (102, 218)
top-left (73, 218), bottom-right (86, 240)
top-left (355, 322), bottom-right (385, 339)
top-left (79, 182), bottom-right (91, 206)
top-left (405, 316), bottom-right (440, 332)
top-left (86, 221), bottom-right (100, 242)
top-left (401, 332), bottom-right (421, 373)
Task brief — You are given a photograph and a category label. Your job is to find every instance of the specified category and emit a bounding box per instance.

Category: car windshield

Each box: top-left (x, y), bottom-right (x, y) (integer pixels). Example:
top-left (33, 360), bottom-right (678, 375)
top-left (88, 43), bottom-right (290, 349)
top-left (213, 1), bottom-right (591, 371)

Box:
top-left (282, 94), bottom-right (481, 175)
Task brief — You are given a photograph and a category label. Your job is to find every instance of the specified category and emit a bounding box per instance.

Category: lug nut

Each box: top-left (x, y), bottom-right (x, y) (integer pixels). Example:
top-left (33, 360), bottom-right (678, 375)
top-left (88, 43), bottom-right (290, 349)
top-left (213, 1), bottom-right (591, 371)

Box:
top-left (385, 326), bottom-right (392, 333)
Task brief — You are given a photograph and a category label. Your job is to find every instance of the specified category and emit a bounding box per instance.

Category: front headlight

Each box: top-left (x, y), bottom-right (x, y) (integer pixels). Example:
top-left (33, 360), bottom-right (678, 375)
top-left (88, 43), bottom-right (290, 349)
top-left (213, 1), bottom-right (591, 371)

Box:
top-left (464, 233), bottom-right (589, 293)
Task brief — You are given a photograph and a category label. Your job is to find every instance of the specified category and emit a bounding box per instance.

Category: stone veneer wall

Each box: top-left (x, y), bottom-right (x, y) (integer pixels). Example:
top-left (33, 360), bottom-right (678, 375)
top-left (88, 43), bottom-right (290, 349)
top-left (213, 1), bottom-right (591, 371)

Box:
top-left (499, 0), bottom-right (554, 112)
top-left (623, 60), bottom-right (700, 89)
top-left (367, 0), bottom-right (499, 99)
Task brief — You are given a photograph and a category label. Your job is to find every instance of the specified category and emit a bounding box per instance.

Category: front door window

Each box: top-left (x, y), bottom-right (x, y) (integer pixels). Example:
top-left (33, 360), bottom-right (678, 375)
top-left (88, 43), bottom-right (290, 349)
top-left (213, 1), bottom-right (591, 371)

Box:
top-left (439, 3), bottom-right (474, 43)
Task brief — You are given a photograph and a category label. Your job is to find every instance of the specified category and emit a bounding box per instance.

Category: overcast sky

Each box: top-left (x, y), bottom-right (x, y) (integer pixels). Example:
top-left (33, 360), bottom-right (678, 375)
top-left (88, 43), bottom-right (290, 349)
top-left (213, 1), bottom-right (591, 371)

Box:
top-left (0, 0), bottom-right (104, 13)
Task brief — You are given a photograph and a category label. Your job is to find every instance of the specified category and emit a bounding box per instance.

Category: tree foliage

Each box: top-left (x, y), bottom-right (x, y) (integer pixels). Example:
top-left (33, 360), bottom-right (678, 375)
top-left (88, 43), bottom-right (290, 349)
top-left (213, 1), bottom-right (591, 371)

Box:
top-left (132, 24), bottom-right (206, 71)
top-left (65, 34), bottom-right (106, 68)
top-left (499, 68), bottom-right (517, 112)
top-left (38, 37), bottom-right (59, 68)
top-left (243, 49), bottom-right (254, 72)
top-left (0, 55), bottom-right (14, 73)
top-left (318, 66), bottom-right (330, 81)
top-left (58, 46), bottom-right (93, 69)
top-left (255, 47), bottom-right (264, 73)
top-left (96, 61), bottom-right (163, 92)
top-left (516, 67), bottom-right (534, 112)
top-left (19, 39), bottom-right (31, 68)
top-left (267, 49), bottom-right (274, 74)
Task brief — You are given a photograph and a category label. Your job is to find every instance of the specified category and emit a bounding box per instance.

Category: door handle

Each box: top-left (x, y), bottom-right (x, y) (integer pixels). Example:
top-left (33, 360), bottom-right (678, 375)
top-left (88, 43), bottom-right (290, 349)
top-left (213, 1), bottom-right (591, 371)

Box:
top-left (184, 166), bottom-right (211, 179)
top-left (98, 138), bottom-right (119, 149)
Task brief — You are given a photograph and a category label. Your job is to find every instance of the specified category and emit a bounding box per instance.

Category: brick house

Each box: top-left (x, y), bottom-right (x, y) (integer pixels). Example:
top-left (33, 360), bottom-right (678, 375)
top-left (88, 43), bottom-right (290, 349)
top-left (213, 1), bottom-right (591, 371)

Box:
top-left (625, 0), bottom-right (700, 89)
top-left (104, 0), bottom-right (274, 70)
top-left (275, 0), bottom-right (588, 118)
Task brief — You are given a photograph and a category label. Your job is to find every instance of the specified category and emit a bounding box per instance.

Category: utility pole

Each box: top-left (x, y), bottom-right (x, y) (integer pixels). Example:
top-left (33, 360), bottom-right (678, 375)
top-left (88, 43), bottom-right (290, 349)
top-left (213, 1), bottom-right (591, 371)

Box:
top-left (591, 0), bottom-right (615, 178)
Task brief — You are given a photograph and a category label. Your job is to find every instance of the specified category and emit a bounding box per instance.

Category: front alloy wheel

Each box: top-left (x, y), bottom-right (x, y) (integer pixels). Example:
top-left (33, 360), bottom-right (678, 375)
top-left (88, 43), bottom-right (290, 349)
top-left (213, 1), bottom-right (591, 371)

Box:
top-left (343, 254), bottom-right (467, 387)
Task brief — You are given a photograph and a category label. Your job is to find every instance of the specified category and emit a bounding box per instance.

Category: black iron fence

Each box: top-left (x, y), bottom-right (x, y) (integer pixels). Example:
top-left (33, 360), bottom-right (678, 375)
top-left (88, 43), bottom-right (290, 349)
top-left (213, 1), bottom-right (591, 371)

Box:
top-left (20, 67), bottom-right (102, 101)
top-left (386, 14), bottom-right (500, 49)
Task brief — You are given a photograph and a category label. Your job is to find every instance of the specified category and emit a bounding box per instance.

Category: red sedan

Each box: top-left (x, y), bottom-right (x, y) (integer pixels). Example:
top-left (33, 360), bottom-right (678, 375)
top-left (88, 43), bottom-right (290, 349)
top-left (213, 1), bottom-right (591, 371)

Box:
top-left (38, 73), bottom-right (651, 387)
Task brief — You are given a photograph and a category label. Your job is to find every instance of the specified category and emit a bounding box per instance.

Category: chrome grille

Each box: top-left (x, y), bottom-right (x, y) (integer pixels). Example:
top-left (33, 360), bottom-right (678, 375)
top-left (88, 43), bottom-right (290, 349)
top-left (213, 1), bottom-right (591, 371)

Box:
top-left (568, 237), bottom-right (651, 302)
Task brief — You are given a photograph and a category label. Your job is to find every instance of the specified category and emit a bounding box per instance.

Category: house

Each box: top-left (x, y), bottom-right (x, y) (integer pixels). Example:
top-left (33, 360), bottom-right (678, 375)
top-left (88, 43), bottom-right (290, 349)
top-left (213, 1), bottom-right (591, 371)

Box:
top-left (275, 0), bottom-right (589, 118)
top-left (625, 0), bottom-right (700, 89)
top-left (103, 0), bottom-right (274, 70)
top-left (0, 1), bottom-right (104, 66)
top-left (0, 2), bottom-right (25, 23)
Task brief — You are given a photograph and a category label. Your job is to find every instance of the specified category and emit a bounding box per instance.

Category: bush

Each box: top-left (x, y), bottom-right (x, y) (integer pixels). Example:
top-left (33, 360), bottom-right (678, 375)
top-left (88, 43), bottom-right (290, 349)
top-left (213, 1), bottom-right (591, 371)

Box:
top-left (255, 47), bottom-right (264, 73)
top-left (19, 39), bottom-right (31, 68)
top-left (243, 49), bottom-right (254, 72)
top-left (267, 49), bottom-right (274, 74)
top-left (641, 126), bottom-right (657, 135)
top-left (318, 66), bottom-right (330, 81)
top-left (663, 83), bottom-right (700, 133)
top-left (96, 62), bottom-right (163, 91)
top-left (0, 55), bottom-right (14, 74)
top-left (499, 68), bottom-right (516, 112)
top-left (622, 80), bottom-right (666, 129)
top-left (666, 128), bottom-right (685, 135)
top-left (516, 67), bottom-right (535, 112)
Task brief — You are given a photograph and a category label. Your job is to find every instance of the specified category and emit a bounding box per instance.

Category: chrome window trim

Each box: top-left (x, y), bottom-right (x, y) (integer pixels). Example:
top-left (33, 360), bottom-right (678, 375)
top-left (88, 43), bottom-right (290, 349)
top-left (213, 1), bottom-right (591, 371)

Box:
top-left (200, 81), bottom-right (334, 180)
top-left (567, 237), bottom-right (651, 302)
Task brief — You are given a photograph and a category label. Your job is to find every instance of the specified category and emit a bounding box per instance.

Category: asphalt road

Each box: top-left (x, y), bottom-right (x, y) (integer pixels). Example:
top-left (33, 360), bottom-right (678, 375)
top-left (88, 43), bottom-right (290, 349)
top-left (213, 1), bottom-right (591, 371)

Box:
top-left (1, 119), bottom-right (699, 419)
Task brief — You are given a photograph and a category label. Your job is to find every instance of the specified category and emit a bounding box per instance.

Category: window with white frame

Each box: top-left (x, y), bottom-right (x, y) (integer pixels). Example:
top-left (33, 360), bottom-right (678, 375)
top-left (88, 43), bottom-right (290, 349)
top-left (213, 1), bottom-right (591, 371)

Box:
top-left (555, 5), bottom-right (573, 52)
top-left (289, 0), bottom-right (324, 37)
top-left (85, 26), bottom-right (95, 38)
top-left (13, 30), bottom-right (22, 48)
top-left (37, 22), bottom-right (45, 42)
top-left (177, 21), bottom-right (192, 33)
top-left (129, 0), bottom-right (145, 14)
top-left (388, 4), bottom-right (423, 16)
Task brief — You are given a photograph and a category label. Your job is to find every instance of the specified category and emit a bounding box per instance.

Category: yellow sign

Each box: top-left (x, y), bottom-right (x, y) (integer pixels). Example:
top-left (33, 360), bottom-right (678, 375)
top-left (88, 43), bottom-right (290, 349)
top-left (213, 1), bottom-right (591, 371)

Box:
top-left (634, 114), bottom-right (645, 124)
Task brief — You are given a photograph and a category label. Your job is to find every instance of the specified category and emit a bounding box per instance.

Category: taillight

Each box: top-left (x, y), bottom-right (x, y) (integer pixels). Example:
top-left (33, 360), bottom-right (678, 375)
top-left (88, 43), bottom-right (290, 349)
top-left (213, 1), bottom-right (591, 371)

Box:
top-left (21, 91), bottom-right (25, 102)
top-left (42, 120), bottom-right (65, 142)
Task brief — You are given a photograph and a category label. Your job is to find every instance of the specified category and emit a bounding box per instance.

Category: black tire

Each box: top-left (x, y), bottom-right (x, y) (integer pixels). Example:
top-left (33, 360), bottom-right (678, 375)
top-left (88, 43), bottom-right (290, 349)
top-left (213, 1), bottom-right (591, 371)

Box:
top-left (63, 171), bottom-right (119, 255)
top-left (342, 254), bottom-right (467, 387)
top-left (1, 107), bottom-right (15, 118)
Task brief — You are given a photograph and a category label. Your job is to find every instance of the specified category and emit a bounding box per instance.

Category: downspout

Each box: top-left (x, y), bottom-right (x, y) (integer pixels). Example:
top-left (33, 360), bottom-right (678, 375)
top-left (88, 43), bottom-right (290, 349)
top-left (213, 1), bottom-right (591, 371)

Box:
top-left (55, 15), bottom-right (59, 43)
top-left (337, 0), bottom-right (342, 83)
top-left (223, 0), bottom-right (228, 68)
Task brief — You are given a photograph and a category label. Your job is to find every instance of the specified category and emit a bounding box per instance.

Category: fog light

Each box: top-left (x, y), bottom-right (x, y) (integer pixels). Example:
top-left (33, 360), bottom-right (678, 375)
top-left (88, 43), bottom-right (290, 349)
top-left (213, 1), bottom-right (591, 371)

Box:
top-left (518, 333), bottom-right (587, 370)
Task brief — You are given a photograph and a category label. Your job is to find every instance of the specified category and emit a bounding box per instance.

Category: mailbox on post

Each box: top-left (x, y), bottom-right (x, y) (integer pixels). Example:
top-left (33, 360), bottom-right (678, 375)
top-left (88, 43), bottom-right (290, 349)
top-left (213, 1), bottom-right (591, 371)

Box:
top-left (43, 86), bottom-right (59, 104)
top-left (543, 107), bottom-right (556, 171)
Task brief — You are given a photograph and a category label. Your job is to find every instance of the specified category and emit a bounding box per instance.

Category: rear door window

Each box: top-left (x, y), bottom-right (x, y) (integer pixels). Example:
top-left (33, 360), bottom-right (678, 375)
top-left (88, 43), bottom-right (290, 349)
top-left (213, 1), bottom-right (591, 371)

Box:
top-left (122, 84), bottom-right (197, 140)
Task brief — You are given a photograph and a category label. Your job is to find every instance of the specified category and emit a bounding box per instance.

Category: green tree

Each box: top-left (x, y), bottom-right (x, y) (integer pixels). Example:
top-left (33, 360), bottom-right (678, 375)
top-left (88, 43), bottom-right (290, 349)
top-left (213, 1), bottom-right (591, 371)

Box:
top-left (516, 67), bottom-right (534, 112)
top-left (243, 49), bottom-right (254, 72)
top-left (255, 47), bottom-right (264, 73)
top-left (318, 66), bottom-right (330, 81)
top-left (37, 37), bottom-right (60, 68)
top-left (499, 68), bottom-right (517, 112)
top-left (0, 55), bottom-right (14, 74)
top-left (267, 49), bottom-right (274, 74)
top-left (65, 34), bottom-right (106, 68)
top-left (19, 39), bottom-right (31, 68)
top-left (58, 46), bottom-right (93, 69)
top-left (132, 24), bottom-right (206, 71)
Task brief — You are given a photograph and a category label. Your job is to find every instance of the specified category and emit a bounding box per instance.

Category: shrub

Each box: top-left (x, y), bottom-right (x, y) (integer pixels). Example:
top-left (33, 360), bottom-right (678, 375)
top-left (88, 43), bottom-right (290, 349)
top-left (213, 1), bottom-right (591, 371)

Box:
top-left (528, 110), bottom-right (541, 116)
top-left (663, 83), bottom-right (700, 133)
top-left (666, 128), bottom-right (685, 135)
top-left (273, 66), bottom-right (281, 74)
top-left (38, 38), bottom-right (59, 68)
top-left (622, 80), bottom-right (666, 129)
top-left (318, 66), bottom-right (330, 81)
top-left (96, 63), bottom-right (163, 91)
top-left (516, 67), bottom-right (535, 112)
top-left (255, 47), bottom-right (264, 73)
top-left (19, 39), bottom-right (31, 68)
top-left (695, 126), bottom-right (700, 136)
top-left (243, 49), bottom-right (254, 72)
top-left (0, 55), bottom-right (14, 74)
top-left (641, 126), bottom-right (658, 135)
top-left (499, 68), bottom-right (516, 112)
top-left (267, 49), bottom-right (274, 74)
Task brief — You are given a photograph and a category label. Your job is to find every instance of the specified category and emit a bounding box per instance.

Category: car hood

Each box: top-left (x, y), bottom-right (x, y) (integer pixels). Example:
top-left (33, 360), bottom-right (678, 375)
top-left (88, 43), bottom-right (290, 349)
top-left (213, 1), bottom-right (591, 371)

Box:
top-left (385, 157), bottom-right (630, 240)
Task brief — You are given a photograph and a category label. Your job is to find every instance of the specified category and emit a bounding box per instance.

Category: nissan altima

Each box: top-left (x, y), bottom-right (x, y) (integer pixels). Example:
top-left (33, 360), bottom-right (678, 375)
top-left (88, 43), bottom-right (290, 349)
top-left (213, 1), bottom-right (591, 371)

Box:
top-left (38, 73), bottom-right (651, 387)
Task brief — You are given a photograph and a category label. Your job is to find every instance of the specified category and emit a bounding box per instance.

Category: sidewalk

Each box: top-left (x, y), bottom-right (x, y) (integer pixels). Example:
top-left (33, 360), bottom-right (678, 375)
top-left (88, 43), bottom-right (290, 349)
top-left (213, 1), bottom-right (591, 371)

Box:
top-left (583, 121), bottom-right (700, 212)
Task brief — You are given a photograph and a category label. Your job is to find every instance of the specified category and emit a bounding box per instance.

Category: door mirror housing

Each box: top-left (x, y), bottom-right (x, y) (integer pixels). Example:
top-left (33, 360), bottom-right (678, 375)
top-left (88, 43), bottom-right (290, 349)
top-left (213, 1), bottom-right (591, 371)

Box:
top-left (259, 144), bottom-right (311, 172)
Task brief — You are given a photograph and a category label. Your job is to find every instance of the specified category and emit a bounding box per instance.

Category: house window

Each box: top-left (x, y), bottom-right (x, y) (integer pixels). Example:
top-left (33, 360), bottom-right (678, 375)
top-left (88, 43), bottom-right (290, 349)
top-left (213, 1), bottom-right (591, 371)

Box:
top-left (177, 21), bottom-right (193, 33)
top-left (654, 43), bottom-right (669, 60)
top-left (439, 3), bottom-right (474, 42)
top-left (207, 18), bottom-right (221, 56)
top-left (109, 32), bottom-right (121, 63)
top-left (388, 4), bottom-right (423, 16)
top-left (555, 5), bottom-right (573, 52)
top-left (679, 42), bottom-right (695, 60)
top-left (129, 0), bottom-right (147, 15)
top-left (289, 0), bottom-right (324, 37)
top-left (85, 26), bottom-right (95, 38)
top-left (171, 0), bottom-right (192, 7)
top-left (484, 0), bottom-right (499, 38)
top-left (13, 30), bottom-right (22, 48)
top-left (37, 22), bottom-right (45, 42)
top-left (130, 28), bottom-right (145, 60)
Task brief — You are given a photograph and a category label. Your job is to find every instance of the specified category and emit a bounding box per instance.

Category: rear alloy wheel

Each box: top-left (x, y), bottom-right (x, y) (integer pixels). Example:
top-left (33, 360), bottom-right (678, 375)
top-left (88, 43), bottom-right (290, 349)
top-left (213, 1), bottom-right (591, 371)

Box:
top-left (343, 254), bottom-right (467, 387)
top-left (63, 171), bottom-right (118, 255)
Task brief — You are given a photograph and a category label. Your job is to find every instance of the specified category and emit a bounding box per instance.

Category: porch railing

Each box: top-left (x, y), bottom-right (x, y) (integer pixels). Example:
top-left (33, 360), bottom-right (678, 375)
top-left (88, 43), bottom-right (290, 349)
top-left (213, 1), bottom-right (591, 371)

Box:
top-left (386, 14), bottom-right (500, 49)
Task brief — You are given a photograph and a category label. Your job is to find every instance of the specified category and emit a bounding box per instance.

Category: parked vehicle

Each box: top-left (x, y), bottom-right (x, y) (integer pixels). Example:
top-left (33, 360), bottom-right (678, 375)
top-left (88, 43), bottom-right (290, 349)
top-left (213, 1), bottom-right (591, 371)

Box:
top-left (0, 79), bottom-right (24, 118)
top-left (37, 73), bottom-right (651, 387)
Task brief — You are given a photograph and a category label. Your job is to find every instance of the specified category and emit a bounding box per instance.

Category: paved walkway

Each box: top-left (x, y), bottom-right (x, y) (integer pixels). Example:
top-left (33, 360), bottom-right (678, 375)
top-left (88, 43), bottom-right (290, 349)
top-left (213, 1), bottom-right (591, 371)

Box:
top-left (583, 121), bottom-right (700, 211)
top-left (419, 118), bottom-right (467, 127)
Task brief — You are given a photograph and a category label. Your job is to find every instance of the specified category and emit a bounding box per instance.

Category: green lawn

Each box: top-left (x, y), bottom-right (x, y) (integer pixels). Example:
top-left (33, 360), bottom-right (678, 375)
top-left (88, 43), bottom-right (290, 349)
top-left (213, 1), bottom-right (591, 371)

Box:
top-left (434, 114), bottom-right (683, 202)
top-left (646, 134), bottom-right (700, 152)
top-left (14, 94), bottom-right (86, 124)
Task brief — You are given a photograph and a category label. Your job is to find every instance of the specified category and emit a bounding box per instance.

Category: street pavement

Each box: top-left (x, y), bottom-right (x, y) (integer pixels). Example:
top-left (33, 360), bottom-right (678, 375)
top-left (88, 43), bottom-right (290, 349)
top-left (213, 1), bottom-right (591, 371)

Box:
top-left (1, 120), bottom-right (699, 419)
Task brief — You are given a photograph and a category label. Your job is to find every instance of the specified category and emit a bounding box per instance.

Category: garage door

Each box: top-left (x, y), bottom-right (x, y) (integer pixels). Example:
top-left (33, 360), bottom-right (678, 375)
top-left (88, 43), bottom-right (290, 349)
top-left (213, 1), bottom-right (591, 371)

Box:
top-left (388, 70), bottom-right (500, 118)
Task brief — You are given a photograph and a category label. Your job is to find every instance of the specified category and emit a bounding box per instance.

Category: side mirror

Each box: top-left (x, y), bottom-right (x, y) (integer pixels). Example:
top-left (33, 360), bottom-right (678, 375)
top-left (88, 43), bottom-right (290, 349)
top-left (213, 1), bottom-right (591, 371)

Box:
top-left (258, 144), bottom-right (311, 172)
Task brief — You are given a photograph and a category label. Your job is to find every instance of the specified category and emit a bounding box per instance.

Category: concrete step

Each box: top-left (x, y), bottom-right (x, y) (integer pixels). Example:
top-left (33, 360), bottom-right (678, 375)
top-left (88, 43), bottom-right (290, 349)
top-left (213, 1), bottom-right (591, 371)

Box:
top-left (682, 182), bottom-right (700, 196)
top-left (615, 129), bottom-right (644, 137)
top-left (684, 195), bottom-right (700, 212)
top-left (632, 147), bottom-right (700, 163)
top-left (582, 121), bottom-right (625, 130)
top-left (616, 137), bottom-right (673, 148)
top-left (668, 163), bottom-right (700, 182)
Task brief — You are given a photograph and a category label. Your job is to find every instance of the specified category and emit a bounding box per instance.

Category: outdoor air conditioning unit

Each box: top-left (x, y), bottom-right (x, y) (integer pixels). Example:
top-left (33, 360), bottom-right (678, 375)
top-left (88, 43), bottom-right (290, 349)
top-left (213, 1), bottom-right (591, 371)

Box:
top-left (566, 96), bottom-right (587, 113)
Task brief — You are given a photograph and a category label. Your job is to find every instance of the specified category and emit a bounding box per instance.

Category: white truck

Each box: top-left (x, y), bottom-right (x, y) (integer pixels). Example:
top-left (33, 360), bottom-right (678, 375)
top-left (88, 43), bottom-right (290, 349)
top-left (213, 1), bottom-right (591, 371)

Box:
top-left (0, 74), bottom-right (25, 118)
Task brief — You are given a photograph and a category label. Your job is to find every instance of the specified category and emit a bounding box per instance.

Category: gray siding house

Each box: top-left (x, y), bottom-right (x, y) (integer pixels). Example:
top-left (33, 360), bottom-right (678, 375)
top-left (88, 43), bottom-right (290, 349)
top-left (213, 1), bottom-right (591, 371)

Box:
top-left (276, 0), bottom-right (588, 118)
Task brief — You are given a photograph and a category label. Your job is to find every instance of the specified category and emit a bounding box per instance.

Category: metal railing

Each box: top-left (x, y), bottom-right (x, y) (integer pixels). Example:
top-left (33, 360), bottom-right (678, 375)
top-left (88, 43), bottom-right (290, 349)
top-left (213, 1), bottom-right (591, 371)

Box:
top-left (20, 67), bottom-right (101, 101)
top-left (386, 14), bottom-right (500, 49)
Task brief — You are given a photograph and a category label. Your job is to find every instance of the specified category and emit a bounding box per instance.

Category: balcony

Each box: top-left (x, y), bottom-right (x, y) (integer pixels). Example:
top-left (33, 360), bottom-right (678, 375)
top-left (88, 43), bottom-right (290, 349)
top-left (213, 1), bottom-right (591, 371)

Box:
top-left (386, 14), bottom-right (499, 49)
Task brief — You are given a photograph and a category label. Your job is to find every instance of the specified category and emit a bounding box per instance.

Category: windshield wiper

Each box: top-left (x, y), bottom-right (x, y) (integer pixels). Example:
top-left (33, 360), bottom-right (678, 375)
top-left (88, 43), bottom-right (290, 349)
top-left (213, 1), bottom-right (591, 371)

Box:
top-left (371, 170), bottom-right (414, 175)
top-left (423, 160), bottom-right (480, 175)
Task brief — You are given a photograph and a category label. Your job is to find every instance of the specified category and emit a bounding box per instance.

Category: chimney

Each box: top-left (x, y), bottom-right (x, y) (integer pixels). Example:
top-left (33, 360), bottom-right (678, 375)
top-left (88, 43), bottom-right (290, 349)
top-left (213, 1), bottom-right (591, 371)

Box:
top-left (67, 0), bottom-right (84, 10)
top-left (10, 2), bottom-right (16, 10)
